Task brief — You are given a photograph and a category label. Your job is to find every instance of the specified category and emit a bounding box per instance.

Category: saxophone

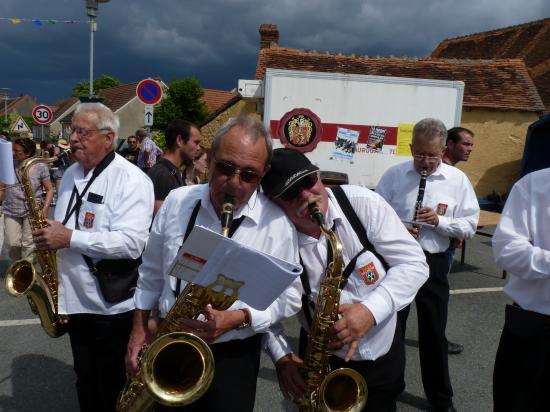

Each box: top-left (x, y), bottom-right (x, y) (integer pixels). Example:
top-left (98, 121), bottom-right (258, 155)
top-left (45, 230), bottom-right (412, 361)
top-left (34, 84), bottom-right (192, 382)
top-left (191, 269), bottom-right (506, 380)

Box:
top-left (299, 202), bottom-right (368, 412)
top-left (4, 156), bottom-right (69, 338)
top-left (117, 195), bottom-right (244, 412)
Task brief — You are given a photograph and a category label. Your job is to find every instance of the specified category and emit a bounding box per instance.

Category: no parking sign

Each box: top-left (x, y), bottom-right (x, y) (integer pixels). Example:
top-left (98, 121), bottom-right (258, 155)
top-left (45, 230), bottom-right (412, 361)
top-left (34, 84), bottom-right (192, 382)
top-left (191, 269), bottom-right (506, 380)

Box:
top-left (136, 79), bottom-right (163, 105)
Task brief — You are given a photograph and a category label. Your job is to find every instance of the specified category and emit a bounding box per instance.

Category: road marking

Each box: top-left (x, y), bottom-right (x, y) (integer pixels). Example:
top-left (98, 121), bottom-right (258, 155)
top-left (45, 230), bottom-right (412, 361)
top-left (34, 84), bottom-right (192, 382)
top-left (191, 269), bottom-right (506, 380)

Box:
top-left (0, 319), bottom-right (40, 327)
top-left (450, 287), bottom-right (503, 295)
top-left (0, 288), bottom-right (504, 327)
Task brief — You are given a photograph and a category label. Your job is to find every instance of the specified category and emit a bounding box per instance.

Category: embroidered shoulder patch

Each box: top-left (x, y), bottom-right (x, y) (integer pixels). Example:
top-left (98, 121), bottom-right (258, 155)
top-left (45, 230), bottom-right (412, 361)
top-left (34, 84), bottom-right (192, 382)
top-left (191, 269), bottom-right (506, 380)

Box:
top-left (358, 262), bottom-right (379, 286)
top-left (436, 203), bottom-right (448, 216)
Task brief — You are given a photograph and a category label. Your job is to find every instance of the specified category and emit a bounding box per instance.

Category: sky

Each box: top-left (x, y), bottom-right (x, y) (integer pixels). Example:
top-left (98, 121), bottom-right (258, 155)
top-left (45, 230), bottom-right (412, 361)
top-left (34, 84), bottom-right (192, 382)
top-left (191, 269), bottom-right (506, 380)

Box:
top-left (2, 0), bottom-right (550, 105)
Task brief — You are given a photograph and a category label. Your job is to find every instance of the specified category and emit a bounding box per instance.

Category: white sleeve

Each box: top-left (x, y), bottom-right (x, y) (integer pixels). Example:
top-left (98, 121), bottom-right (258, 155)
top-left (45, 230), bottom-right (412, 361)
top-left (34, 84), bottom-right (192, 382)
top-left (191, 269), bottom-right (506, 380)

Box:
top-left (262, 323), bottom-right (295, 364)
top-left (349, 190), bottom-right (429, 324)
top-left (435, 175), bottom-right (479, 240)
top-left (492, 180), bottom-right (550, 280)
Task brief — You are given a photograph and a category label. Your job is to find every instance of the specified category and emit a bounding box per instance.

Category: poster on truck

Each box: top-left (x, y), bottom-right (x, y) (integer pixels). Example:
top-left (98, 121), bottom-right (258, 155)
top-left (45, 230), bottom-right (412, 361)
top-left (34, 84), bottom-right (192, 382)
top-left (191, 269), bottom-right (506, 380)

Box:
top-left (261, 69), bottom-right (464, 188)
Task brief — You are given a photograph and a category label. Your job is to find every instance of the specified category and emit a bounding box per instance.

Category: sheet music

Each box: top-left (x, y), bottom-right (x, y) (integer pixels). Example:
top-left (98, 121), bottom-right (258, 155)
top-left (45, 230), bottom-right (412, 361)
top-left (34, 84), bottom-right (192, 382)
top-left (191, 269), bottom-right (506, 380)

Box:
top-left (168, 225), bottom-right (302, 310)
top-left (0, 140), bottom-right (16, 185)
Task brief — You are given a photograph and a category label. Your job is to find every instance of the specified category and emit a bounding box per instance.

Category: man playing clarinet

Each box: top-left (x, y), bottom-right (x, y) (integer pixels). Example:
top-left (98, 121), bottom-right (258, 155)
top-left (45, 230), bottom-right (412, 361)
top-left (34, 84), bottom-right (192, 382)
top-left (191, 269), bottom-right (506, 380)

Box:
top-left (376, 118), bottom-right (479, 412)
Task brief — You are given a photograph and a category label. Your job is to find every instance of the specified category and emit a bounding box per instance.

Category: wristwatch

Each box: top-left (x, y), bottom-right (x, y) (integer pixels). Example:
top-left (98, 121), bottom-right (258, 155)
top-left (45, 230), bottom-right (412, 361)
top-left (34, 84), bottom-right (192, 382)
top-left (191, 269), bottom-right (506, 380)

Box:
top-left (236, 309), bottom-right (251, 330)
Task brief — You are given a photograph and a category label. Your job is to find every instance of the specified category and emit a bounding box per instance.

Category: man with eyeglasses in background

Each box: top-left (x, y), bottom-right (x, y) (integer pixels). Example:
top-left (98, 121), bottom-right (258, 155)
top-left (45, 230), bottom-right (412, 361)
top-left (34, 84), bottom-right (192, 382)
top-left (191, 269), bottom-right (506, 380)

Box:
top-left (376, 118), bottom-right (479, 412)
top-left (261, 148), bottom-right (429, 411)
top-left (32, 102), bottom-right (154, 412)
top-left (126, 115), bottom-right (302, 412)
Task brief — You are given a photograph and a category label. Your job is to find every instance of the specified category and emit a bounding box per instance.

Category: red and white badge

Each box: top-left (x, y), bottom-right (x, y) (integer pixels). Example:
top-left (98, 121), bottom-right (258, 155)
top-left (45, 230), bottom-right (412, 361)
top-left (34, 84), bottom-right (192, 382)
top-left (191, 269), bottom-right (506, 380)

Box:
top-left (83, 211), bottom-right (95, 229)
top-left (358, 262), bottom-right (379, 286)
top-left (436, 203), bottom-right (448, 216)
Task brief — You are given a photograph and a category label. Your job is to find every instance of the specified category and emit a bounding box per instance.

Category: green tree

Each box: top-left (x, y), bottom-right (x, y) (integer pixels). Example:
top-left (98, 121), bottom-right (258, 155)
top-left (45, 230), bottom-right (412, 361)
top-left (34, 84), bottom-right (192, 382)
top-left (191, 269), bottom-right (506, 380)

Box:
top-left (153, 77), bottom-right (208, 131)
top-left (72, 75), bottom-right (121, 97)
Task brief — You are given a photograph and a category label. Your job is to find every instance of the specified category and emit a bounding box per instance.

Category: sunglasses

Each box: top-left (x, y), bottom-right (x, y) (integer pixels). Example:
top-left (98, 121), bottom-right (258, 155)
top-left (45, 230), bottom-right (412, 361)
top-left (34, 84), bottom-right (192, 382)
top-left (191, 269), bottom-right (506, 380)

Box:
top-left (279, 173), bottom-right (319, 201)
top-left (214, 160), bottom-right (261, 183)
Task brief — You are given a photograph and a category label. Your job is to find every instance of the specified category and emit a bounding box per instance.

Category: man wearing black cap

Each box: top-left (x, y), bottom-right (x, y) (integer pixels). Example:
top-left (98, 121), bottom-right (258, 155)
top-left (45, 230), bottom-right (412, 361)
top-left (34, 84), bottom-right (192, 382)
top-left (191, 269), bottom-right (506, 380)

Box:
top-left (261, 148), bottom-right (429, 411)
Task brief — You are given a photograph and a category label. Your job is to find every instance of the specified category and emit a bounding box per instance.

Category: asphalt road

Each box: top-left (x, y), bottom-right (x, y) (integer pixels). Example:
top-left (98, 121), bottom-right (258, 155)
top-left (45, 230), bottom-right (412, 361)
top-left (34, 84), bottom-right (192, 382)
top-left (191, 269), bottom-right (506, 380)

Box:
top-left (0, 225), bottom-right (508, 412)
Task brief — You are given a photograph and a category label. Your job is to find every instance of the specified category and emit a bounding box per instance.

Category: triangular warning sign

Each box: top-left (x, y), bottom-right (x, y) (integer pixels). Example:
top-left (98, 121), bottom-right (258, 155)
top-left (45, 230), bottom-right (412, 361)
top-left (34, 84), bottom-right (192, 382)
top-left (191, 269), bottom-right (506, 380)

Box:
top-left (10, 116), bottom-right (31, 133)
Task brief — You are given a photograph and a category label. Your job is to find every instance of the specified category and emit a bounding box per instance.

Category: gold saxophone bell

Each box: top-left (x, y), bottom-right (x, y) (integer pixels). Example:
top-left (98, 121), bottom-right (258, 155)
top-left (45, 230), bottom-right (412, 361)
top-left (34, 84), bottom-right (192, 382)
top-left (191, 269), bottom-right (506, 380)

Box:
top-left (140, 332), bottom-right (214, 406)
top-left (4, 259), bottom-right (68, 338)
top-left (319, 368), bottom-right (368, 412)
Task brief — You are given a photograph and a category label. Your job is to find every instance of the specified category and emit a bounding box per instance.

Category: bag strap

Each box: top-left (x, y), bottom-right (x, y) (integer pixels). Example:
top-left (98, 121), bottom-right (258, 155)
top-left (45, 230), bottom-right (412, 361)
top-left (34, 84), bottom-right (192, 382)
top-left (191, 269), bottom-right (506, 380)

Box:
top-left (158, 158), bottom-right (184, 187)
top-left (330, 186), bottom-right (389, 287)
top-left (63, 151), bottom-right (116, 226)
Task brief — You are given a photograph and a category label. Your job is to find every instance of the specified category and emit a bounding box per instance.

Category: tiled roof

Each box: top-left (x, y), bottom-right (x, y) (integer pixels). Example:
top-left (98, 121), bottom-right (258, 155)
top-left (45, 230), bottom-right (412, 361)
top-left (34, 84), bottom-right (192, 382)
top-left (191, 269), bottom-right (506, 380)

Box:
top-left (201, 89), bottom-right (239, 114)
top-left (98, 81), bottom-right (141, 112)
top-left (256, 47), bottom-right (545, 112)
top-left (431, 17), bottom-right (550, 111)
top-left (51, 97), bottom-right (79, 122)
top-left (1, 95), bottom-right (37, 115)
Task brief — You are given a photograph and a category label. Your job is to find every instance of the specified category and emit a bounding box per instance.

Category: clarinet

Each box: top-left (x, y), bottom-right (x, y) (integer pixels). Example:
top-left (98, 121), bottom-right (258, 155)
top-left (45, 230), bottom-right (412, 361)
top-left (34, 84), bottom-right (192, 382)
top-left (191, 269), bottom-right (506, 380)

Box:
top-left (412, 168), bottom-right (428, 229)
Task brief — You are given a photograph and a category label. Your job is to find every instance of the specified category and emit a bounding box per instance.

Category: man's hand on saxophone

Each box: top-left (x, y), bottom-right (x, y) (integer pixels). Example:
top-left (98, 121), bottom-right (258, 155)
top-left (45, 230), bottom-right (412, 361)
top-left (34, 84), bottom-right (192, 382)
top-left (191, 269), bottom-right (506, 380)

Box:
top-left (179, 305), bottom-right (250, 344)
top-left (32, 219), bottom-right (72, 250)
top-left (275, 353), bottom-right (306, 401)
top-left (125, 308), bottom-right (151, 376)
top-left (329, 303), bottom-right (377, 361)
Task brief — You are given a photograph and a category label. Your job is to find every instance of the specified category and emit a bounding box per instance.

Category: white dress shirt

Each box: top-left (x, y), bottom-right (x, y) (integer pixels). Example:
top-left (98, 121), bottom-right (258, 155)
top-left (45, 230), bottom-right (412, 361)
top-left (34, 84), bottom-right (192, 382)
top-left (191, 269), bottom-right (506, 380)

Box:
top-left (492, 168), bottom-right (550, 315)
top-left (376, 161), bottom-right (479, 253)
top-left (264, 185), bottom-right (429, 362)
top-left (55, 153), bottom-right (154, 315)
top-left (134, 184), bottom-right (303, 344)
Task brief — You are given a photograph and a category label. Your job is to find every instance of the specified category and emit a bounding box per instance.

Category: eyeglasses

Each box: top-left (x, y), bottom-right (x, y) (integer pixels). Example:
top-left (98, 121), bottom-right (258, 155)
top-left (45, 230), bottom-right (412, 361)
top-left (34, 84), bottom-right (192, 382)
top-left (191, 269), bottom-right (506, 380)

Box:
top-left (213, 159), bottom-right (262, 183)
top-left (279, 173), bottom-right (319, 202)
top-left (70, 127), bottom-right (110, 139)
top-left (412, 154), bottom-right (440, 162)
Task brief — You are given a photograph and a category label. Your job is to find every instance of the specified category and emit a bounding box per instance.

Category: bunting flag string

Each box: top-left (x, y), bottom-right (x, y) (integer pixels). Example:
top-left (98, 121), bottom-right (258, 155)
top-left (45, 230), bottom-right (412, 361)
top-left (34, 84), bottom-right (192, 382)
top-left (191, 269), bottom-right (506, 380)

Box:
top-left (0, 17), bottom-right (88, 25)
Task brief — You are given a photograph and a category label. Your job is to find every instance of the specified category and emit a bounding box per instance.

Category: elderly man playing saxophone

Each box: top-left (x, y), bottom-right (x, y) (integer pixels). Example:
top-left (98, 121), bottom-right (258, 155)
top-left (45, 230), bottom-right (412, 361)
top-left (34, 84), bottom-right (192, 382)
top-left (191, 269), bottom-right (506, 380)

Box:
top-left (32, 102), bottom-right (154, 412)
top-left (261, 148), bottom-right (429, 412)
top-left (126, 115), bottom-right (302, 412)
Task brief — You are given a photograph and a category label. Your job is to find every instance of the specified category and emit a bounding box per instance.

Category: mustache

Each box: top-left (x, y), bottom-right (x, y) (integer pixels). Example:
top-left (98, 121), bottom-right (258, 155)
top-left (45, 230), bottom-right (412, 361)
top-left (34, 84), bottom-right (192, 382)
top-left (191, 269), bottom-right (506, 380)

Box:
top-left (296, 195), bottom-right (322, 219)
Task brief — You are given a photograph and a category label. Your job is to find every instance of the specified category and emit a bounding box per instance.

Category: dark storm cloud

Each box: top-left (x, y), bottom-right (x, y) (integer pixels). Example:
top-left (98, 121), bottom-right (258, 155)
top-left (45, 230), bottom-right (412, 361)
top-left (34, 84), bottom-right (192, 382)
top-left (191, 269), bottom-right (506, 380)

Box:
top-left (2, 0), bottom-right (550, 104)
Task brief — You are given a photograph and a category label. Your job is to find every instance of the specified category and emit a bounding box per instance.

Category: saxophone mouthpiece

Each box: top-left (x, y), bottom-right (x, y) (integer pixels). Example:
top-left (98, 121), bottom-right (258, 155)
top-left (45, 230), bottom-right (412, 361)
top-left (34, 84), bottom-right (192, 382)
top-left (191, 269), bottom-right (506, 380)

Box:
top-left (220, 195), bottom-right (234, 236)
top-left (308, 202), bottom-right (324, 226)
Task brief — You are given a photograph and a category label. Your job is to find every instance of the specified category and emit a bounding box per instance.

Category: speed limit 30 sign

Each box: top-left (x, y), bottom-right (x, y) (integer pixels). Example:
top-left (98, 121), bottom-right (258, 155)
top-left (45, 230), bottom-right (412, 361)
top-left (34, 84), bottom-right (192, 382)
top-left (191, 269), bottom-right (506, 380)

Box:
top-left (32, 105), bottom-right (53, 125)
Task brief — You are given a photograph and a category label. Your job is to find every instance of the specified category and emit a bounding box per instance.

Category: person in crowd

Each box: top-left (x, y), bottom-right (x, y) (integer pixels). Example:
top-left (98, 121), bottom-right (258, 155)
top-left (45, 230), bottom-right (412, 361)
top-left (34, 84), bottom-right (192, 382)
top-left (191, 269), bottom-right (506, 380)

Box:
top-left (126, 115), bottom-right (302, 412)
top-left (148, 119), bottom-right (201, 214)
top-left (1, 137), bottom-right (53, 265)
top-left (261, 148), bottom-right (429, 411)
top-left (31, 102), bottom-right (154, 412)
top-left (442, 127), bottom-right (474, 167)
top-left (376, 118), bottom-right (479, 412)
top-left (185, 146), bottom-right (209, 185)
top-left (442, 126), bottom-right (475, 355)
top-left (491, 166), bottom-right (550, 412)
top-left (136, 128), bottom-right (161, 173)
top-left (118, 135), bottom-right (140, 165)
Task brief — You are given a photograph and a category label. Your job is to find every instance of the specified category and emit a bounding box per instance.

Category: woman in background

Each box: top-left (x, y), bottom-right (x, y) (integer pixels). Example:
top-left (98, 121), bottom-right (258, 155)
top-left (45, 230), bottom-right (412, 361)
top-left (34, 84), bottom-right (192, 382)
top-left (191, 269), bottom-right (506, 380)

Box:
top-left (1, 138), bottom-right (53, 264)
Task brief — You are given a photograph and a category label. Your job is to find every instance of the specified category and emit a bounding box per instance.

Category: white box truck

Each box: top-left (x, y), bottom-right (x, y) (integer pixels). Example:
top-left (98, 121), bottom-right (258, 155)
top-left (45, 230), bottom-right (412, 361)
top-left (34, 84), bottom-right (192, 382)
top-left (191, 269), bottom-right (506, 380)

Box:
top-left (239, 69), bottom-right (464, 188)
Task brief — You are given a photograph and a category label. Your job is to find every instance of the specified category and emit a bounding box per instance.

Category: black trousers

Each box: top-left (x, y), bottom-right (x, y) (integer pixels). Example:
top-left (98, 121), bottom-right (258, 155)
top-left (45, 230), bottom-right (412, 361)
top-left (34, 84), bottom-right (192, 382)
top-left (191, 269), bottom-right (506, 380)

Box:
top-left (67, 311), bottom-right (134, 412)
top-left (398, 252), bottom-right (453, 410)
top-left (493, 304), bottom-right (550, 412)
top-left (155, 333), bottom-right (263, 412)
top-left (299, 324), bottom-right (404, 412)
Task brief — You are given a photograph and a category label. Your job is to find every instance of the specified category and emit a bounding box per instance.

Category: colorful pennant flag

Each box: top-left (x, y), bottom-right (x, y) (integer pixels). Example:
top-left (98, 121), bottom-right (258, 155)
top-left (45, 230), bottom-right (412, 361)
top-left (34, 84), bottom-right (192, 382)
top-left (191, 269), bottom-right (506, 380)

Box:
top-left (0, 17), bottom-right (87, 25)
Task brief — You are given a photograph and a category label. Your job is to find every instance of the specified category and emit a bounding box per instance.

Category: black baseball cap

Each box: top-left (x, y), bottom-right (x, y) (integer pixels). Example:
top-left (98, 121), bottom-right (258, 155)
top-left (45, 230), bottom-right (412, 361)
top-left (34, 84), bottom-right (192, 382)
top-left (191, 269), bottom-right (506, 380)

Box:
top-left (261, 148), bottom-right (319, 198)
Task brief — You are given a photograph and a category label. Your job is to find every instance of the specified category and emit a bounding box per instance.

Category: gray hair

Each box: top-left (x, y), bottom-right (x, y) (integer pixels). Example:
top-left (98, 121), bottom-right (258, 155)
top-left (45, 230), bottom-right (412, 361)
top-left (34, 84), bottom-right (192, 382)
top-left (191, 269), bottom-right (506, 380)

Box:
top-left (412, 118), bottom-right (447, 148)
top-left (211, 115), bottom-right (273, 166)
top-left (73, 103), bottom-right (120, 146)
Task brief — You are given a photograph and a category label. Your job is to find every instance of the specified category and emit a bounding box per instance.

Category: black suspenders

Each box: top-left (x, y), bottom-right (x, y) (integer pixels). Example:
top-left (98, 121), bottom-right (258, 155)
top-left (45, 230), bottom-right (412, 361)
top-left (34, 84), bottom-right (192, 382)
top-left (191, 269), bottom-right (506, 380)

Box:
top-left (300, 186), bottom-right (389, 327)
